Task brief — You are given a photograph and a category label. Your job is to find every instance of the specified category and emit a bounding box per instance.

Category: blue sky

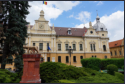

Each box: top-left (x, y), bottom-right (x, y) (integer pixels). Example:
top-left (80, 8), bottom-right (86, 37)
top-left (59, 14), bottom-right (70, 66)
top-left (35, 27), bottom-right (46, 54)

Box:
top-left (26, 1), bottom-right (124, 42)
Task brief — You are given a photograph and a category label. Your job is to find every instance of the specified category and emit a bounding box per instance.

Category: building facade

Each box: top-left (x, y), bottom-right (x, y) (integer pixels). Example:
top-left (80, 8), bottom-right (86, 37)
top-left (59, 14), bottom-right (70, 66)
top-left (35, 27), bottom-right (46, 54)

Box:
top-left (109, 38), bottom-right (124, 58)
top-left (25, 10), bottom-right (111, 67)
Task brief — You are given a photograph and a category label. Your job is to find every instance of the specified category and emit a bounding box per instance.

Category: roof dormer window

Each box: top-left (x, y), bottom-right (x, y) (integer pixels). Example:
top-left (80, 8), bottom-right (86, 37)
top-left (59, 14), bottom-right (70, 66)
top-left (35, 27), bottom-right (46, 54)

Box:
top-left (101, 28), bottom-right (103, 31)
top-left (68, 28), bottom-right (71, 35)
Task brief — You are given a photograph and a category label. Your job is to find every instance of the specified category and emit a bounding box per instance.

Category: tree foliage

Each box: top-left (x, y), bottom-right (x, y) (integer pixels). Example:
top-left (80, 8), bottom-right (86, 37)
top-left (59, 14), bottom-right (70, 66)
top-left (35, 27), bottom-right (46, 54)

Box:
top-left (1, 1), bottom-right (30, 70)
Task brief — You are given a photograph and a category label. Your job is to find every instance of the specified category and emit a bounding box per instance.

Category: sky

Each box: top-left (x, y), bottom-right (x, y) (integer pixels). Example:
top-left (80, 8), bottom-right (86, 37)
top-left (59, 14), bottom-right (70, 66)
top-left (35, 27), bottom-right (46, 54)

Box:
top-left (26, 1), bottom-right (124, 42)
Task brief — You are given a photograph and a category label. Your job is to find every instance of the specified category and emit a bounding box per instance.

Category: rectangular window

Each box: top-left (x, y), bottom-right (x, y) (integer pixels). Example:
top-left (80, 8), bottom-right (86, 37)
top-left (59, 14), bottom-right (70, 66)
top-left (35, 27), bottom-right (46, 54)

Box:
top-left (33, 43), bottom-right (35, 46)
top-left (58, 56), bottom-right (61, 62)
top-left (73, 44), bottom-right (76, 51)
top-left (90, 44), bottom-right (93, 51)
top-left (65, 44), bottom-right (68, 51)
top-left (39, 43), bottom-right (43, 50)
top-left (47, 57), bottom-right (50, 62)
top-left (115, 51), bottom-right (117, 56)
top-left (80, 56), bottom-right (83, 59)
top-left (66, 56), bottom-right (69, 63)
top-left (93, 44), bottom-right (95, 51)
top-left (119, 51), bottom-right (121, 55)
top-left (47, 43), bottom-right (49, 50)
top-left (58, 44), bottom-right (61, 51)
top-left (73, 56), bottom-right (76, 62)
top-left (111, 52), bottom-right (112, 56)
top-left (80, 44), bottom-right (83, 51)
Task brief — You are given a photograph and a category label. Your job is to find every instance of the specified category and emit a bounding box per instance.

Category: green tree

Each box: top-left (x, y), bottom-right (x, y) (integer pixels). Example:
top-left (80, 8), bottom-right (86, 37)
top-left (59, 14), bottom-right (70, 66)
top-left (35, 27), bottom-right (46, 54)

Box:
top-left (1, 1), bottom-right (30, 71)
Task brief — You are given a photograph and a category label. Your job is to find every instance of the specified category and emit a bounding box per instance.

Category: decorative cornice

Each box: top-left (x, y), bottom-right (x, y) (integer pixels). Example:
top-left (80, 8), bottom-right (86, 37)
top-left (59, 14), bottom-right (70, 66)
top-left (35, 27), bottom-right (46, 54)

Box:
top-left (56, 40), bottom-right (62, 43)
top-left (89, 41), bottom-right (96, 44)
top-left (71, 40), bottom-right (77, 44)
top-left (64, 40), bottom-right (69, 44)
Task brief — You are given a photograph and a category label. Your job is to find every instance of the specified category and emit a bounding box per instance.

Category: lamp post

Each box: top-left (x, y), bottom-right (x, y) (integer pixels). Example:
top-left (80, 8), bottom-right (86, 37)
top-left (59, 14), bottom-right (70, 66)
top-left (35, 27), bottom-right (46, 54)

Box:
top-left (67, 46), bottom-right (73, 65)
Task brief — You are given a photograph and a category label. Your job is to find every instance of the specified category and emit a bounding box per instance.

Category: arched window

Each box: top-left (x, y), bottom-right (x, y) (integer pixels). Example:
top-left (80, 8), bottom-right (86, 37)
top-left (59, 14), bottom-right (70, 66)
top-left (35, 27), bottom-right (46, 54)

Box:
top-left (92, 55), bottom-right (94, 58)
top-left (95, 55), bottom-right (96, 58)
top-left (58, 56), bottom-right (61, 62)
top-left (66, 56), bottom-right (69, 63)
top-left (73, 56), bottom-right (76, 62)
top-left (103, 45), bottom-right (106, 51)
top-left (104, 56), bottom-right (107, 59)
top-left (80, 56), bottom-right (83, 59)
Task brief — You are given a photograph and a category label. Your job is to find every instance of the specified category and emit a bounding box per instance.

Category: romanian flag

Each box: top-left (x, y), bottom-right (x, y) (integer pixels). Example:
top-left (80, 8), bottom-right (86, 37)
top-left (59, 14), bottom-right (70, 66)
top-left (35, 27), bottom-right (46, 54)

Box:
top-left (43, 1), bottom-right (47, 5)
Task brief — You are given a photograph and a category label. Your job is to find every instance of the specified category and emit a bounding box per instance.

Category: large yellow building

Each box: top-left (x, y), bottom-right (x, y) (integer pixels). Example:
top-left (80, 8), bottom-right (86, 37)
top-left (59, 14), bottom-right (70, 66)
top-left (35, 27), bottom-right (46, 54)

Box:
top-left (25, 10), bottom-right (111, 67)
top-left (109, 38), bottom-right (124, 58)
top-left (0, 10), bottom-right (111, 69)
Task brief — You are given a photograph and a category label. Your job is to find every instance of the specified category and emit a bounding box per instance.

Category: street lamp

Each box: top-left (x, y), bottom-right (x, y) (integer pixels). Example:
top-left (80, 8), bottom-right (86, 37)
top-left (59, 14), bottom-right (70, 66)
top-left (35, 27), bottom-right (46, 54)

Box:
top-left (67, 46), bottom-right (73, 65)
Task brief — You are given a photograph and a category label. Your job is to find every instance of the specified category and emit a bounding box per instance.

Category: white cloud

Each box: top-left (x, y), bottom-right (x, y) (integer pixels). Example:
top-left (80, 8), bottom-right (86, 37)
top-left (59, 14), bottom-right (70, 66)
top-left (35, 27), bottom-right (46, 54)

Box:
top-left (49, 1), bottom-right (80, 11)
top-left (26, 1), bottom-right (80, 25)
top-left (69, 14), bottom-right (74, 18)
top-left (75, 11), bottom-right (91, 23)
top-left (74, 11), bottom-right (124, 42)
top-left (97, 1), bottom-right (103, 5)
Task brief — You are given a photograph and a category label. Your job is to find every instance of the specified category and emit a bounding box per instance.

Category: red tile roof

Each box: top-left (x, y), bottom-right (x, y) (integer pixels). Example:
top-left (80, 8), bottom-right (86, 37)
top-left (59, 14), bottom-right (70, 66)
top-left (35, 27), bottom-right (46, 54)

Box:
top-left (109, 39), bottom-right (123, 48)
top-left (50, 27), bottom-right (88, 37)
top-left (28, 25), bottom-right (88, 37)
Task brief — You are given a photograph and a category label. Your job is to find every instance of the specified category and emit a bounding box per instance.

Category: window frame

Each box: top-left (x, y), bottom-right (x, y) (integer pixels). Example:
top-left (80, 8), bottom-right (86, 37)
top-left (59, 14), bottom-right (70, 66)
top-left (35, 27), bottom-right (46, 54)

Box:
top-left (103, 45), bottom-right (106, 51)
top-left (47, 43), bottom-right (49, 50)
top-left (80, 56), bottom-right (83, 59)
top-left (47, 57), bottom-right (50, 62)
top-left (66, 56), bottom-right (69, 63)
top-left (73, 44), bottom-right (76, 51)
top-left (58, 44), bottom-right (61, 51)
top-left (119, 51), bottom-right (121, 55)
top-left (115, 51), bottom-right (117, 56)
top-left (80, 44), bottom-right (83, 51)
top-left (58, 56), bottom-right (61, 62)
top-left (110, 52), bottom-right (112, 56)
top-left (33, 43), bottom-right (35, 46)
top-left (73, 56), bottom-right (76, 62)
top-left (65, 44), bottom-right (69, 51)
top-left (39, 43), bottom-right (43, 50)
top-left (104, 56), bottom-right (107, 59)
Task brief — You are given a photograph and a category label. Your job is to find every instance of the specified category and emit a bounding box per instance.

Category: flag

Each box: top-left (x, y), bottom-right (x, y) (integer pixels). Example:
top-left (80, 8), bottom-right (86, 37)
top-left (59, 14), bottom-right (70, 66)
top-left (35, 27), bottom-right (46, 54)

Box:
top-left (48, 46), bottom-right (51, 50)
top-left (43, 1), bottom-right (47, 5)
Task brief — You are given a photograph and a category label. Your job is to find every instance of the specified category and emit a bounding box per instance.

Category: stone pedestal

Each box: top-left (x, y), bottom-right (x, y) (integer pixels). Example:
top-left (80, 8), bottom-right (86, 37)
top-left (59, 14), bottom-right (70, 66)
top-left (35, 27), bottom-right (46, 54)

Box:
top-left (20, 54), bottom-right (41, 83)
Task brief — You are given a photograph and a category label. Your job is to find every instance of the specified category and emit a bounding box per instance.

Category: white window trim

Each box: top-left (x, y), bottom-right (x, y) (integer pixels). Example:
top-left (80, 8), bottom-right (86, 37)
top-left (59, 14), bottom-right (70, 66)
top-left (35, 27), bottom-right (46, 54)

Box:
top-left (72, 44), bottom-right (76, 51)
top-left (65, 44), bottom-right (69, 51)
top-left (58, 43), bottom-right (61, 51)
top-left (79, 44), bottom-right (83, 51)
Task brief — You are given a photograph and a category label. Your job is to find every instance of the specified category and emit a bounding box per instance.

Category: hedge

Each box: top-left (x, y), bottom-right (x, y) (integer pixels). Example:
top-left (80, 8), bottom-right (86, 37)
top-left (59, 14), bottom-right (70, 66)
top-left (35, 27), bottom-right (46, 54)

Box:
top-left (81, 58), bottom-right (124, 70)
top-left (40, 62), bottom-right (89, 83)
top-left (81, 58), bottom-right (101, 71)
top-left (101, 58), bottom-right (124, 69)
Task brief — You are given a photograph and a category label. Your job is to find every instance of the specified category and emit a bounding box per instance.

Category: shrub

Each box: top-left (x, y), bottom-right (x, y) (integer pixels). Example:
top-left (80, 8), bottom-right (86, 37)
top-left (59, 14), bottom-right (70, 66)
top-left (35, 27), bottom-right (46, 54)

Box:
top-left (76, 73), bottom-right (124, 83)
top-left (107, 64), bottom-right (118, 75)
top-left (58, 80), bottom-right (76, 83)
top-left (0, 69), bottom-right (20, 83)
top-left (40, 62), bottom-right (89, 83)
top-left (101, 58), bottom-right (124, 69)
top-left (81, 58), bottom-right (101, 71)
top-left (115, 72), bottom-right (124, 81)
